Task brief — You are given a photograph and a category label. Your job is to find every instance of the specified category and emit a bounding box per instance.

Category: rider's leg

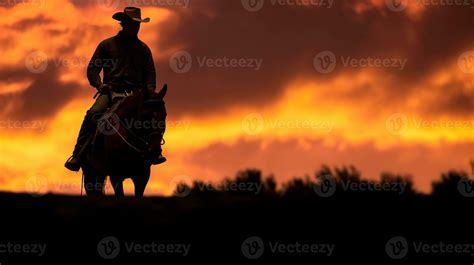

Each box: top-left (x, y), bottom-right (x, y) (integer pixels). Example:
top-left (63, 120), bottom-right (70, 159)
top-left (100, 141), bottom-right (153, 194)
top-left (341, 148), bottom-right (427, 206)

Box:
top-left (65, 94), bottom-right (110, 172)
top-left (73, 95), bottom-right (110, 155)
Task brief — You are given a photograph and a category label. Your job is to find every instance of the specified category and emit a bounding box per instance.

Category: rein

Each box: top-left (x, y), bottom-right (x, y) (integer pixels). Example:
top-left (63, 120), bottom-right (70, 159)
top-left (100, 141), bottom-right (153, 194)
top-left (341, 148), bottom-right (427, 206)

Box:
top-left (102, 95), bottom-right (165, 154)
top-left (105, 117), bottom-right (147, 153)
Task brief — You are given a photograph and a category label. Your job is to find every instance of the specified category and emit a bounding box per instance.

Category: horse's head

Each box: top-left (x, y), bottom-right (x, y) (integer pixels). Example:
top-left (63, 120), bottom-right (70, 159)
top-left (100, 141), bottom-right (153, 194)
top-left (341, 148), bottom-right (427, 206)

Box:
top-left (139, 84), bottom-right (168, 155)
top-left (113, 84), bottom-right (168, 158)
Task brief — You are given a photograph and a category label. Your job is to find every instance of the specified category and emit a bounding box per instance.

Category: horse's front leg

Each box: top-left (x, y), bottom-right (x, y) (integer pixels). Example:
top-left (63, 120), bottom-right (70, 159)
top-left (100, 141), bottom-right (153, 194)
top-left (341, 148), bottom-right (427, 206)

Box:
top-left (82, 165), bottom-right (106, 197)
top-left (110, 175), bottom-right (125, 197)
top-left (133, 168), bottom-right (150, 197)
top-left (84, 173), bottom-right (106, 196)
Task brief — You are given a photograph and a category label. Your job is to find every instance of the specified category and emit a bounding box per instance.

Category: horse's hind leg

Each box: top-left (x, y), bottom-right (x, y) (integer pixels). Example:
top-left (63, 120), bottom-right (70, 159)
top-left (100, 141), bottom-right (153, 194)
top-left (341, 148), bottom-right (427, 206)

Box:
top-left (110, 175), bottom-right (124, 197)
top-left (133, 168), bottom-right (150, 197)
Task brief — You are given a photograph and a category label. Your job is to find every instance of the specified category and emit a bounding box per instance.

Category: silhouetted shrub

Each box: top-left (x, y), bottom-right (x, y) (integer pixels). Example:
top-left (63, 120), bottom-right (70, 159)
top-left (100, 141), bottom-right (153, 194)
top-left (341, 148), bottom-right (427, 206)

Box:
top-left (432, 171), bottom-right (469, 197)
top-left (173, 162), bottom-right (473, 198)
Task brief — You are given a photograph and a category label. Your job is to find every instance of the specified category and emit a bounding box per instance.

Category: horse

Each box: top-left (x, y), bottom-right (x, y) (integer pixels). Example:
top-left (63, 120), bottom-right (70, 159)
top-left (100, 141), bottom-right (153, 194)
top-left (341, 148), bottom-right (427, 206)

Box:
top-left (80, 84), bottom-right (168, 197)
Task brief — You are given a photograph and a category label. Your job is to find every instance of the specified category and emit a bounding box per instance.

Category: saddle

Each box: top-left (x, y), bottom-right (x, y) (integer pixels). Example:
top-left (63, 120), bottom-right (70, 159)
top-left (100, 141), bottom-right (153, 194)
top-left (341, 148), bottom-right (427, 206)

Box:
top-left (97, 90), bottom-right (133, 126)
top-left (94, 89), bottom-right (163, 155)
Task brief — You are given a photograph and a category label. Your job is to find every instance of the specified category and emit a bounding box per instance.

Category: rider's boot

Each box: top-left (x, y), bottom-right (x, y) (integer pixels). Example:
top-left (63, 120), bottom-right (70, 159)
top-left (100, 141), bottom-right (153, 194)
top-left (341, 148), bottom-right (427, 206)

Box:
top-left (148, 144), bottom-right (167, 165)
top-left (65, 112), bottom-right (97, 172)
top-left (152, 154), bottom-right (167, 165)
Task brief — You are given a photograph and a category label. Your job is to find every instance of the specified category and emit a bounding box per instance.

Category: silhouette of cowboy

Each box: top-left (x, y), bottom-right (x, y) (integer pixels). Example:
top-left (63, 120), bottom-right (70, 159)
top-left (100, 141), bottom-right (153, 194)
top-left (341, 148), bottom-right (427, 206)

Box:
top-left (65, 7), bottom-right (166, 171)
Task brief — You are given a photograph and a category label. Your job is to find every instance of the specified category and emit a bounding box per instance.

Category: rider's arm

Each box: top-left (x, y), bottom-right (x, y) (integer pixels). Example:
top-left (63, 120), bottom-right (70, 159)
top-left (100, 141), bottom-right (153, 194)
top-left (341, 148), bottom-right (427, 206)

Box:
top-left (144, 46), bottom-right (156, 92)
top-left (87, 42), bottom-right (105, 90)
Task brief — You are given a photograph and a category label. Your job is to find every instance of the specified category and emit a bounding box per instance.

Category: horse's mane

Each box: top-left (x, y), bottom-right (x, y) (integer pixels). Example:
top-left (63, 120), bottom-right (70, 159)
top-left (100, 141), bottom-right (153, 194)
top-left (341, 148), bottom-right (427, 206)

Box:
top-left (115, 89), bottom-right (146, 118)
top-left (115, 85), bottom-right (167, 118)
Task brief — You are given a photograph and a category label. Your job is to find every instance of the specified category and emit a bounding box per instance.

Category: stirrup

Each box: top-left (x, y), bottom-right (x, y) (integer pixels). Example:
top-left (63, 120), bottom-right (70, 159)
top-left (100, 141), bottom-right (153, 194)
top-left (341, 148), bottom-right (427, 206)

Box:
top-left (64, 155), bottom-right (81, 172)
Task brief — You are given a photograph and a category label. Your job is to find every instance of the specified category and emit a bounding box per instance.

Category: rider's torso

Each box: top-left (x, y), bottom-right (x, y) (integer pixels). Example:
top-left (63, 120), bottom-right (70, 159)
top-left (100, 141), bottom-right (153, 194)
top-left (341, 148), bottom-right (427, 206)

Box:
top-left (95, 31), bottom-right (154, 90)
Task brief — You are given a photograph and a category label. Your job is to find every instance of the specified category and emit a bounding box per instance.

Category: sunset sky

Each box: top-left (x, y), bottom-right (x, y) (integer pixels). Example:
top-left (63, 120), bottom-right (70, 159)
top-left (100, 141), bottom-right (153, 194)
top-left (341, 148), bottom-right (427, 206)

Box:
top-left (0, 0), bottom-right (473, 195)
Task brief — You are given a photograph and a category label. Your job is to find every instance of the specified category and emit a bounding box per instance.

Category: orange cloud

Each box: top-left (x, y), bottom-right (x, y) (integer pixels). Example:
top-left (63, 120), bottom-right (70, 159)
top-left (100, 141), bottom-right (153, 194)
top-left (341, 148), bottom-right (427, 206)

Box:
top-left (0, 0), bottom-right (472, 196)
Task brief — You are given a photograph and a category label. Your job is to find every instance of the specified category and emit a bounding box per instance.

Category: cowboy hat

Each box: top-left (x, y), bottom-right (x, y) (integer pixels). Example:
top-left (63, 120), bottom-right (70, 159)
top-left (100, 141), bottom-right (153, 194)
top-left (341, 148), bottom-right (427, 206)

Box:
top-left (113, 7), bottom-right (150, 23)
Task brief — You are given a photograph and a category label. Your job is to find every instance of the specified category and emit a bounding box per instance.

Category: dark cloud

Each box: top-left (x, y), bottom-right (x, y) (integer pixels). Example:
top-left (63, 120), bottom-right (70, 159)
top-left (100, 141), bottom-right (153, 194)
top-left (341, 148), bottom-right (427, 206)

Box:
top-left (0, 65), bottom-right (84, 121)
top-left (26, 0), bottom-right (473, 120)
top-left (145, 0), bottom-right (474, 117)
top-left (9, 15), bottom-right (54, 31)
top-left (423, 80), bottom-right (474, 117)
top-left (68, 0), bottom-right (97, 8)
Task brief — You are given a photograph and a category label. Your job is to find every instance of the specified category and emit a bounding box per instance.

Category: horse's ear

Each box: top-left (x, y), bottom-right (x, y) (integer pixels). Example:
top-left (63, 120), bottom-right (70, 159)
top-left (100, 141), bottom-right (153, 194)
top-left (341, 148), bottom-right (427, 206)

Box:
top-left (157, 84), bottom-right (168, 100)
